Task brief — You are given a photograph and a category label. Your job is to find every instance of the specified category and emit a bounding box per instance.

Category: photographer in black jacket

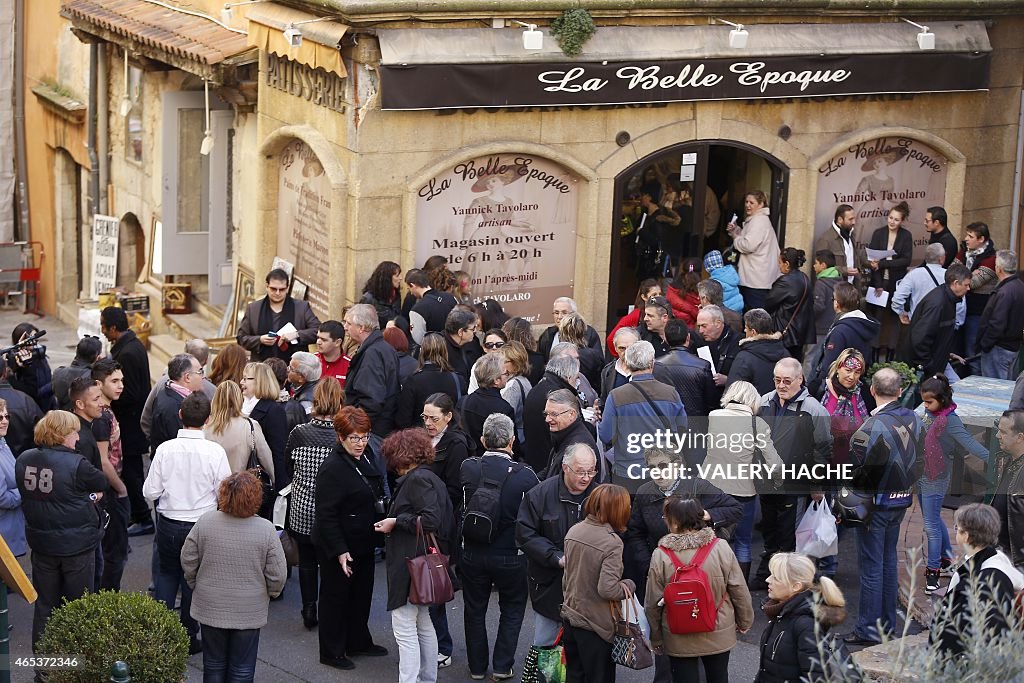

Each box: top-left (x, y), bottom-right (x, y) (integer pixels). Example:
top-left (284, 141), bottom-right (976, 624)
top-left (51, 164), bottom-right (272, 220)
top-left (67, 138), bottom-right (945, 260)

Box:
top-left (6, 322), bottom-right (54, 411)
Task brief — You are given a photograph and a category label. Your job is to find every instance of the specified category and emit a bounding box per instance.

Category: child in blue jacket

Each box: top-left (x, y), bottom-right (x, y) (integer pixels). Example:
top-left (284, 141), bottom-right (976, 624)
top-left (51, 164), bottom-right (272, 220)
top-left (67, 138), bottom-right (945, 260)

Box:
top-left (704, 250), bottom-right (744, 313)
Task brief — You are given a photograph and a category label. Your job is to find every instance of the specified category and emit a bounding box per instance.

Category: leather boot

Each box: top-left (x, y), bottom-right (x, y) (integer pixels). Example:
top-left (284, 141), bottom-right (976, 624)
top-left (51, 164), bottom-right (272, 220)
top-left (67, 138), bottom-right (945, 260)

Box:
top-left (302, 603), bottom-right (318, 630)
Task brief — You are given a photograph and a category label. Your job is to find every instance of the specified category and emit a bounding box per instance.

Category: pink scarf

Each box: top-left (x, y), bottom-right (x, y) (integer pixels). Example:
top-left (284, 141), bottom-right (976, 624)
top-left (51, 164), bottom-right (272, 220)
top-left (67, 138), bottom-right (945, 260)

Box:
top-left (924, 402), bottom-right (957, 481)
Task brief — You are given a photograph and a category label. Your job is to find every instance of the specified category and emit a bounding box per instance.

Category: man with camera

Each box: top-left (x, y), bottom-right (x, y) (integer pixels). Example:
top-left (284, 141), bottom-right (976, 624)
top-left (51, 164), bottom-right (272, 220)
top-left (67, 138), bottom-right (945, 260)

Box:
top-left (0, 356), bottom-right (42, 457)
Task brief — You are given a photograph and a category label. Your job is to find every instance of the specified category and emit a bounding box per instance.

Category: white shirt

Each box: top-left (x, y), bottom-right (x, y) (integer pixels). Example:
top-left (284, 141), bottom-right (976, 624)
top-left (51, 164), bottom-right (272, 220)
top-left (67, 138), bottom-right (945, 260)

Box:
top-left (833, 223), bottom-right (856, 283)
top-left (143, 429), bottom-right (231, 522)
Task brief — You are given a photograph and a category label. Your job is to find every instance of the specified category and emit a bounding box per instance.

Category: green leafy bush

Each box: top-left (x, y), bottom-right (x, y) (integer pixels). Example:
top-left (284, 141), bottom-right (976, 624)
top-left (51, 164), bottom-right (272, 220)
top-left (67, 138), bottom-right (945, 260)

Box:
top-left (550, 9), bottom-right (596, 56)
top-left (37, 590), bottom-right (189, 683)
top-left (864, 360), bottom-right (919, 389)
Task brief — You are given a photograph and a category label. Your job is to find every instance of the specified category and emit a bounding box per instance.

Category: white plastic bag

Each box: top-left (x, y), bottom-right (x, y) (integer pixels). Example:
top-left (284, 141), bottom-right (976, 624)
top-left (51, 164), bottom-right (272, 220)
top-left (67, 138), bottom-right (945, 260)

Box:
top-left (272, 484), bottom-right (291, 529)
top-left (620, 593), bottom-right (651, 640)
top-left (796, 500), bottom-right (839, 558)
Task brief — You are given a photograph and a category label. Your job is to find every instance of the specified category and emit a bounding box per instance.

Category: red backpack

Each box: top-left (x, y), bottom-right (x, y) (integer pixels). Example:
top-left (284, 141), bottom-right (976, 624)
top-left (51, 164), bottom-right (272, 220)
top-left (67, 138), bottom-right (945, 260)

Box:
top-left (659, 539), bottom-right (723, 634)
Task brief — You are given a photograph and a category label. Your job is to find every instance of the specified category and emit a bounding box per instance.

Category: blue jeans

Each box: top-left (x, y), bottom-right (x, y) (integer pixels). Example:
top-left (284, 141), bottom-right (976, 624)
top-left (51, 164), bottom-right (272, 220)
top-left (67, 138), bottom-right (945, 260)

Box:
top-left (739, 286), bottom-right (768, 313)
top-left (920, 492), bottom-right (953, 570)
top-left (461, 550), bottom-right (528, 676)
top-left (982, 346), bottom-right (1017, 380)
top-left (155, 515), bottom-right (198, 638)
top-left (854, 507), bottom-right (906, 641)
top-left (201, 625), bottom-right (260, 683)
top-left (429, 604), bottom-right (452, 658)
top-left (964, 314), bottom-right (982, 374)
top-left (730, 496), bottom-right (757, 563)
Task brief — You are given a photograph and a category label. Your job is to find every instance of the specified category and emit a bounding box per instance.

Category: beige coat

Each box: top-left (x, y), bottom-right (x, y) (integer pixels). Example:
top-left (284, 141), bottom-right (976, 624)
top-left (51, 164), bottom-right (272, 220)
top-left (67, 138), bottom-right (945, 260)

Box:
top-left (645, 528), bottom-right (754, 657)
top-left (561, 517), bottom-right (635, 643)
top-left (733, 207), bottom-right (781, 290)
top-left (703, 403), bottom-right (784, 497)
top-left (204, 417), bottom-right (275, 484)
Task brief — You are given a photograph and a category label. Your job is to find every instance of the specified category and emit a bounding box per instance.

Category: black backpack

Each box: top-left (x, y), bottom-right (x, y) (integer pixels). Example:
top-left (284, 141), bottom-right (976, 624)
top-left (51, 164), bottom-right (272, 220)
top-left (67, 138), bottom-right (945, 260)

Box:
top-left (462, 455), bottom-right (513, 545)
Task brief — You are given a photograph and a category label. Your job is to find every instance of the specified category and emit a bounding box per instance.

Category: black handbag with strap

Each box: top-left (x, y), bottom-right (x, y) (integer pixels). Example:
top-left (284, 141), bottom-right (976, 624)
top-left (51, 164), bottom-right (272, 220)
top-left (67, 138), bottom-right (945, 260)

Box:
top-left (245, 418), bottom-right (274, 504)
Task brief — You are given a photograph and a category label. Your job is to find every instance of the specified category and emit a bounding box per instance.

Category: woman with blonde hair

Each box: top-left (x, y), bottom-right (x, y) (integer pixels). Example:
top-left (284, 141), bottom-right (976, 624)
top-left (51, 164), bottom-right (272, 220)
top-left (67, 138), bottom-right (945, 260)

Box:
top-left (704, 380), bottom-right (784, 581)
top-left (502, 317), bottom-right (545, 385)
top-left (500, 341), bottom-right (533, 452)
top-left (286, 377), bottom-right (344, 629)
top-left (208, 343), bottom-right (248, 386)
top-left (240, 363), bottom-right (288, 517)
top-left (646, 497), bottom-right (753, 683)
top-left (755, 553), bottom-right (847, 683)
top-left (205, 381), bottom-right (274, 478)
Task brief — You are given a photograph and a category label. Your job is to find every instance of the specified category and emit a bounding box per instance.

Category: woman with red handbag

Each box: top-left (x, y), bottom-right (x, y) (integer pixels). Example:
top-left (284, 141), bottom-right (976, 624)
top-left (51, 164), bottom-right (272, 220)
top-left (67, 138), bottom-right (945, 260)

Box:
top-left (374, 428), bottom-right (455, 683)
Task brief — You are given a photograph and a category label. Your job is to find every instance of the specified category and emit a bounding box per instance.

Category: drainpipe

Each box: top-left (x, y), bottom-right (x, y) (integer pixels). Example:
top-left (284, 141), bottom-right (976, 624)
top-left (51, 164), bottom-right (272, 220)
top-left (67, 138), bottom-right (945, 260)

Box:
top-left (97, 44), bottom-right (109, 216)
top-left (12, 0), bottom-right (29, 241)
top-left (88, 43), bottom-right (99, 220)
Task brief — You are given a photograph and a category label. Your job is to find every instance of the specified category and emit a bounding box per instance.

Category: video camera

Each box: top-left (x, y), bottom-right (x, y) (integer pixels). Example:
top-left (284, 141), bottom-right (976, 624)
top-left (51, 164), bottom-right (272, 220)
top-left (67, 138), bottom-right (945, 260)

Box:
top-left (1, 329), bottom-right (47, 369)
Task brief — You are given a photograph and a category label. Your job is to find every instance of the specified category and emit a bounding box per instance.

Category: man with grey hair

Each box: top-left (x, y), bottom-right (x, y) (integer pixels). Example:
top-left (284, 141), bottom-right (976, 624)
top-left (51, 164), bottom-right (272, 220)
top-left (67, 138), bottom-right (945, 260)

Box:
top-left (150, 354), bottom-right (206, 453)
top-left (523, 349), bottom-right (585, 473)
top-left (343, 303), bottom-right (399, 447)
top-left (696, 304), bottom-right (740, 388)
top-left (540, 388), bottom-right (600, 480)
top-left (978, 249), bottom-right (1024, 379)
top-left (600, 327), bottom-right (639, 405)
top-left (285, 350), bottom-right (322, 430)
top-left (598, 341), bottom-right (686, 489)
top-left (752, 357), bottom-right (832, 589)
top-left (517, 441), bottom-right (598, 650)
top-left (141, 339), bottom-right (216, 440)
top-left (538, 297), bottom-right (603, 360)
top-left (460, 413), bottom-right (539, 679)
top-left (461, 353), bottom-right (515, 458)
top-left (891, 242), bottom-right (966, 326)
top-left (843, 366), bottom-right (921, 645)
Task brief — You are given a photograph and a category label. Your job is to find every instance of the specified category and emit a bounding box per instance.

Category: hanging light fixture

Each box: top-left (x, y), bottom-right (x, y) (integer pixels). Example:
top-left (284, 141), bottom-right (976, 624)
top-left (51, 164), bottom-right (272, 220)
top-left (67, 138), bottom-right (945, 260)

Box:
top-left (119, 49), bottom-right (132, 117)
top-left (712, 18), bottom-right (749, 49)
top-left (200, 80), bottom-right (215, 156)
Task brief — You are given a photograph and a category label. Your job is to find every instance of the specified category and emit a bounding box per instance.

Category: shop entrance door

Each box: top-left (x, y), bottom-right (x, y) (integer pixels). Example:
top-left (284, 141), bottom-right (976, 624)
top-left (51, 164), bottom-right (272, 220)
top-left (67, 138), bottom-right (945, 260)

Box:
top-left (606, 141), bottom-right (788, 332)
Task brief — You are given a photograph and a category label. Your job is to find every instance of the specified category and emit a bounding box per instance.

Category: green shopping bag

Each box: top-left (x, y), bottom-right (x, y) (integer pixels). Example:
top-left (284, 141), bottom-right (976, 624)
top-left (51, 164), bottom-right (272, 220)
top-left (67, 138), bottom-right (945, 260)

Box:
top-left (522, 628), bottom-right (566, 683)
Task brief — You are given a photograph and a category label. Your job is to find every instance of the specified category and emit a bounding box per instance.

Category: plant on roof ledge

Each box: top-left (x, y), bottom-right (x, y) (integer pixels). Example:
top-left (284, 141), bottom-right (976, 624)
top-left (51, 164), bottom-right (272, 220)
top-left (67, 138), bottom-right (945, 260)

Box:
top-left (551, 9), bottom-right (596, 57)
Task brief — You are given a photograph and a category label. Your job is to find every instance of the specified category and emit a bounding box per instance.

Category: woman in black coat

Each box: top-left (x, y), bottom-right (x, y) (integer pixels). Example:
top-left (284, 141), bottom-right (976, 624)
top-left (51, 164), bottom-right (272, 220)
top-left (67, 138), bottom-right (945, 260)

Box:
top-left (420, 393), bottom-right (470, 511)
top-left (311, 406), bottom-right (388, 670)
top-left (242, 363), bottom-right (290, 517)
top-left (763, 247), bottom-right (816, 361)
top-left (867, 201), bottom-right (913, 361)
top-left (395, 333), bottom-right (465, 429)
top-left (756, 553), bottom-right (847, 683)
top-left (373, 428), bottom-right (455, 682)
top-left (623, 449), bottom-right (743, 597)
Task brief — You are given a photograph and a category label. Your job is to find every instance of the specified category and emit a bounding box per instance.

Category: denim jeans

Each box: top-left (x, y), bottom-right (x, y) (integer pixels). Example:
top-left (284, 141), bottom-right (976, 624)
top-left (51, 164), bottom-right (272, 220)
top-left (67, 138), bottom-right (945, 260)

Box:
top-left (155, 515), bottom-right (198, 638)
top-left (200, 625), bottom-right (260, 683)
top-left (854, 507), bottom-right (906, 641)
top-left (982, 346), bottom-right (1017, 380)
top-left (393, 602), bottom-right (437, 683)
top-left (919, 491), bottom-right (953, 570)
top-left (739, 286), bottom-right (768, 313)
top-left (428, 604), bottom-right (452, 657)
top-left (964, 314), bottom-right (982, 375)
top-left (532, 614), bottom-right (561, 647)
top-left (730, 496), bottom-right (757, 563)
top-left (461, 551), bottom-right (528, 676)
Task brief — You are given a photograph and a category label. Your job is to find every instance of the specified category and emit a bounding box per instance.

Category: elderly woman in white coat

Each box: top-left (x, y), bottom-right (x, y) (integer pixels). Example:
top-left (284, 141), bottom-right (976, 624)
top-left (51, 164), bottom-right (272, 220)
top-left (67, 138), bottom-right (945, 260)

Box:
top-left (727, 190), bottom-right (781, 311)
top-left (703, 380), bottom-right (784, 582)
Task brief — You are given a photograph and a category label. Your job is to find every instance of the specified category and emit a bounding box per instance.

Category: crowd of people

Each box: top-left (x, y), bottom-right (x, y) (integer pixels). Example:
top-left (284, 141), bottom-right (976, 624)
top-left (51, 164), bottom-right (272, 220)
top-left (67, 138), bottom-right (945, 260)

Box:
top-left (3, 202), bottom-right (1024, 682)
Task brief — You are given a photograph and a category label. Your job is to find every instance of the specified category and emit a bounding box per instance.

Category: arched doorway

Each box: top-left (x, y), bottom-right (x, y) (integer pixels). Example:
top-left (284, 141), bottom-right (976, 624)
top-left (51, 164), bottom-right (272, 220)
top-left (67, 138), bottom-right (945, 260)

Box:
top-left (607, 141), bottom-right (789, 330)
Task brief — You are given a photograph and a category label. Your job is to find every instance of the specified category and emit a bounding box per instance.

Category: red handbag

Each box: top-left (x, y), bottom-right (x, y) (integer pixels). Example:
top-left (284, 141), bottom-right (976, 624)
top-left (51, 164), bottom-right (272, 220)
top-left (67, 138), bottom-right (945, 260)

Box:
top-left (406, 517), bottom-right (454, 606)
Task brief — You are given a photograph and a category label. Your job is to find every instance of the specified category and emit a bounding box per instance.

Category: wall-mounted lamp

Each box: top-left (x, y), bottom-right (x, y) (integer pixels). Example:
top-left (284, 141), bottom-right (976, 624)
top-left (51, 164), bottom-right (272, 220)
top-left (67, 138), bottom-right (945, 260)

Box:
top-left (200, 80), bottom-right (215, 156)
top-left (221, 0), bottom-right (268, 24)
top-left (900, 18), bottom-right (935, 50)
top-left (281, 16), bottom-right (338, 49)
top-left (712, 18), bottom-right (749, 49)
top-left (119, 49), bottom-right (132, 117)
top-left (496, 19), bottom-right (544, 50)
